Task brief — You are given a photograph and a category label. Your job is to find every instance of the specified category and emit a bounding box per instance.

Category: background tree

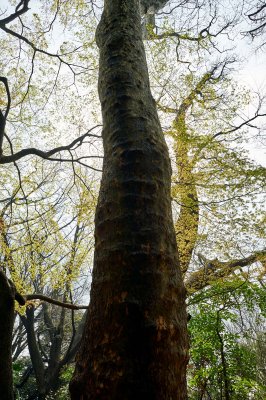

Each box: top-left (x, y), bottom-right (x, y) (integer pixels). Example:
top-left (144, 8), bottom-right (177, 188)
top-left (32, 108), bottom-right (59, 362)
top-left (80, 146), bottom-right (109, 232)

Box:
top-left (0, 164), bottom-right (96, 399)
top-left (144, 16), bottom-right (265, 283)
top-left (0, 2), bottom-right (100, 397)
top-left (188, 278), bottom-right (266, 399)
top-left (144, 6), bottom-right (266, 398)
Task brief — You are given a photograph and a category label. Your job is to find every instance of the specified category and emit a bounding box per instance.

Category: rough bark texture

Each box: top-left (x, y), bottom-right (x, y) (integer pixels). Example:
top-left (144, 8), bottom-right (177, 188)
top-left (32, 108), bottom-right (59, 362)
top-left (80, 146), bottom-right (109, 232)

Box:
top-left (70, 1), bottom-right (188, 399)
top-left (0, 270), bottom-right (15, 400)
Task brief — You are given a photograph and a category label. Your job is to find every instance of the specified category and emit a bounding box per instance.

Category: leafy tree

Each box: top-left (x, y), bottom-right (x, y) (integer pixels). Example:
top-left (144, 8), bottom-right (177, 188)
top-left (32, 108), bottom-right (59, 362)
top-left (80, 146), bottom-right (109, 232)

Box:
top-left (188, 279), bottom-right (266, 399)
top-left (0, 2), bottom-right (100, 397)
top-left (145, 31), bottom-right (266, 286)
top-left (144, 6), bottom-right (266, 399)
top-left (0, 164), bottom-right (96, 398)
top-left (0, 1), bottom-right (265, 399)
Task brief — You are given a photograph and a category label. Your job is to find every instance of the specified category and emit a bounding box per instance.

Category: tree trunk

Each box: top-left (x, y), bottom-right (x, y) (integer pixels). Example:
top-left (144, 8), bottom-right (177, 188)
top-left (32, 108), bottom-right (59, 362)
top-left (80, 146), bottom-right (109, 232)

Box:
top-left (70, 1), bottom-right (188, 399)
top-left (216, 312), bottom-right (231, 400)
top-left (21, 308), bottom-right (46, 399)
top-left (173, 113), bottom-right (199, 275)
top-left (0, 270), bottom-right (15, 400)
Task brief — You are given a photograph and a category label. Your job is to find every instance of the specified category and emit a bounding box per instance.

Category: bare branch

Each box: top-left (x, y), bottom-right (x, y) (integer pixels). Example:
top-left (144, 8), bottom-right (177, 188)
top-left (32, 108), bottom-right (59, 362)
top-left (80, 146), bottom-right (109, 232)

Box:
top-left (24, 294), bottom-right (89, 310)
top-left (0, 125), bottom-right (102, 164)
top-left (0, 77), bottom-right (11, 155)
top-left (245, 1), bottom-right (266, 45)
top-left (0, 0), bottom-right (30, 25)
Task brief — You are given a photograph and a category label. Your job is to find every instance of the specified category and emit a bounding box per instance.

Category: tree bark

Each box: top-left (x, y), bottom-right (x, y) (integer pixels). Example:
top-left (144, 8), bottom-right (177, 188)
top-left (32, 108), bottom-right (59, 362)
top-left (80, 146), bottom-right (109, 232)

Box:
top-left (70, 1), bottom-right (188, 399)
top-left (0, 270), bottom-right (15, 400)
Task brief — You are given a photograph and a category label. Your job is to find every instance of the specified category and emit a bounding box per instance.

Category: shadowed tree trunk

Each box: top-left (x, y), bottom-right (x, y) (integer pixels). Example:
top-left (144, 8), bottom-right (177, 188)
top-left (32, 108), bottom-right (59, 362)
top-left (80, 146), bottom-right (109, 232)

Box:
top-left (21, 308), bottom-right (46, 399)
top-left (70, 1), bottom-right (188, 399)
top-left (20, 300), bottom-right (85, 399)
top-left (0, 270), bottom-right (25, 400)
top-left (0, 270), bottom-right (15, 400)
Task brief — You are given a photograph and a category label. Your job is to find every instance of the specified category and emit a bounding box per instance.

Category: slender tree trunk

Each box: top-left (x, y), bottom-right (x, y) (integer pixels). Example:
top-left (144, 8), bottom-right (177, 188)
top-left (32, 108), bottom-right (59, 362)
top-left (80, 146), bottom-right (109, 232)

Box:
top-left (21, 308), bottom-right (46, 399)
top-left (0, 270), bottom-right (15, 400)
top-left (70, 1), bottom-right (188, 399)
top-left (44, 305), bottom-right (66, 395)
top-left (0, 220), bottom-right (25, 399)
top-left (216, 312), bottom-right (230, 400)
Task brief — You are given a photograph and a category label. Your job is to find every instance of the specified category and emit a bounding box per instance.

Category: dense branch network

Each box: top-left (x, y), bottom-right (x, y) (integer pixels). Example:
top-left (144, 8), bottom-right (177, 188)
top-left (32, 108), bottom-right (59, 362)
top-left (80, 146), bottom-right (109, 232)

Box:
top-left (0, 1), bottom-right (101, 170)
top-left (246, 1), bottom-right (266, 46)
top-left (0, 0), bottom-right (85, 72)
top-left (0, 76), bottom-right (102, 169)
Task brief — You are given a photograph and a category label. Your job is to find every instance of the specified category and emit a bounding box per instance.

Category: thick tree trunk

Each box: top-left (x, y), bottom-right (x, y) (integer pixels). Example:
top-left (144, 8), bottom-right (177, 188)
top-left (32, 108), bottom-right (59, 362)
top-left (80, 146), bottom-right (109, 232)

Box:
top-left (0, 271), bottom-right (15, 400)
top-left (70, 1), bottom-right (188, 399)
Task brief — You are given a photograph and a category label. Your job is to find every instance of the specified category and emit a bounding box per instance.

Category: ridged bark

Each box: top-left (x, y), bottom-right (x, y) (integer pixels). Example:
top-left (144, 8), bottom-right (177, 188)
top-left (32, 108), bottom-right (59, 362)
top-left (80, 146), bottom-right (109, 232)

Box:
top-left (70, 1), bottom-right (188, 399)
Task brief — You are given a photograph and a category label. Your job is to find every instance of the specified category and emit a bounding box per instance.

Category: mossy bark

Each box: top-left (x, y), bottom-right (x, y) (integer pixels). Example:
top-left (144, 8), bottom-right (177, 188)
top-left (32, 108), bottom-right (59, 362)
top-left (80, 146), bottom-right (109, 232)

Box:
top-left (70, 1), bottom-right (188, 399)
top-left (173, 114), bottom-right (199, 275)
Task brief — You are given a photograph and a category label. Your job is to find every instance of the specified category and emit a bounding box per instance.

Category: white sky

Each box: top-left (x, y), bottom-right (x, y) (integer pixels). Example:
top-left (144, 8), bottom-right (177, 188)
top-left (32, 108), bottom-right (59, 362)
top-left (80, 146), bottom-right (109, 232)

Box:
top-left (236, 49), bottom-right (266, 166)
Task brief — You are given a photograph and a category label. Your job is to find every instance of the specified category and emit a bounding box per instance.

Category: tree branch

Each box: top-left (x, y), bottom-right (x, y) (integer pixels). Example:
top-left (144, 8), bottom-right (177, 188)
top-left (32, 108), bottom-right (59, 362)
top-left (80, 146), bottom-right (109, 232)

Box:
top-left (24, 294), bottom-right (89, 310)
top-left (0, 77), bottom-right (11, 155)
top-left (245, 2), bottom-right (266, 44)
top-left (0, 0), bottom-right (30, 25)
top-left (186, 249), bottom-right (266, 292)
top-left (0, 125), bottom-right (102, 164)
